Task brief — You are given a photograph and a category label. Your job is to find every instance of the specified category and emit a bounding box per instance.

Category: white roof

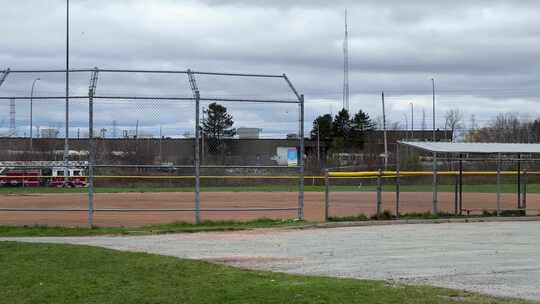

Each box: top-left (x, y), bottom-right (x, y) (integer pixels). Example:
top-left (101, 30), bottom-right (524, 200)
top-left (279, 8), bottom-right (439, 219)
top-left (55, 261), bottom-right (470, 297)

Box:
top-left (399, 141), bottom-right (540, 154)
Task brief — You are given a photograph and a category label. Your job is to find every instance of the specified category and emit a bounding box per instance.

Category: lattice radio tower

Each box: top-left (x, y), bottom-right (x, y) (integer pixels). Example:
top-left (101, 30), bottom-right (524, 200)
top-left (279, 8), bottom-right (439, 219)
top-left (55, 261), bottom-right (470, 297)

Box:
top-left (9, 98), bottom-right (16, 137)
top-left (342, 9), bottom-right (350, 111)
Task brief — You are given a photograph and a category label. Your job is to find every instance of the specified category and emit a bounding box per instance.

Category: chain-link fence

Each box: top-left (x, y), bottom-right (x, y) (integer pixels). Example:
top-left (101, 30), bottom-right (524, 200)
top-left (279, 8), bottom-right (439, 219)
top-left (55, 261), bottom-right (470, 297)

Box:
top-left (0, 68), bottom-right (305, 226)
top-left (323, 143), bottom-right (540, 220)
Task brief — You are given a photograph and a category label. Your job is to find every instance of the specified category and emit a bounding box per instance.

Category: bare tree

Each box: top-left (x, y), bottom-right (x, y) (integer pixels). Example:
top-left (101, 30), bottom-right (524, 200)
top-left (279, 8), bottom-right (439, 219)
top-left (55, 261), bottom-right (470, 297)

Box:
top-left (444, 109), bottom-right (463, 141)
top-left (465, 113), bottom-right (533, 143)
top-left (389, 121), bottom-right (402, 130)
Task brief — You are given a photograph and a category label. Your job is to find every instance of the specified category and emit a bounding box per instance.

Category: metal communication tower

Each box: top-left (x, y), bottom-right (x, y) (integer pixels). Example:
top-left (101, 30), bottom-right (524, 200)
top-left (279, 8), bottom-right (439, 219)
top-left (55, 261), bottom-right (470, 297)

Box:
top-left (342, 9), bottom-right (350, 111)
top-left (9, 98), bottom-right (16, 137)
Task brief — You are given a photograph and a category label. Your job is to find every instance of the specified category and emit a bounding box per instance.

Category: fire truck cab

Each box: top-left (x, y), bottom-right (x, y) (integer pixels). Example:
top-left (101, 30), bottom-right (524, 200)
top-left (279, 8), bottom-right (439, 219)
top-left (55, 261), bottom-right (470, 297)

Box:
top-left (49, 167), bottom-right (87, 187)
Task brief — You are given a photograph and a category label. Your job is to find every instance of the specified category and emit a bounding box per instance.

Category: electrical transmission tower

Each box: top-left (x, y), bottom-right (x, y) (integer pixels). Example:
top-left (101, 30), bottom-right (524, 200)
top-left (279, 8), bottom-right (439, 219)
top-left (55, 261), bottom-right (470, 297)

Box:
top-left (342, 9), bottom-right (350, 111)
top-left (9, 98), bottom-right (16, 137)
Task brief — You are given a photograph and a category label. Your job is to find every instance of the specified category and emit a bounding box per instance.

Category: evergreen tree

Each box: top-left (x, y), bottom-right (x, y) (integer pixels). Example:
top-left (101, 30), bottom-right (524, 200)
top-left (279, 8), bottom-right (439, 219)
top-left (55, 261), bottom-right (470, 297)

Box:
top-left (332, 109), bottom-right (351, 138)
top-left (352, 110), bottom-right (376, 132)
top-left (202, 103), bottom-right (235, 139)
top-left (202, 103), bottom-right (235, 154)
top-left (310, 114), bottom-right (333, 142)
top-left (350, 110), bottom-right (376, 148)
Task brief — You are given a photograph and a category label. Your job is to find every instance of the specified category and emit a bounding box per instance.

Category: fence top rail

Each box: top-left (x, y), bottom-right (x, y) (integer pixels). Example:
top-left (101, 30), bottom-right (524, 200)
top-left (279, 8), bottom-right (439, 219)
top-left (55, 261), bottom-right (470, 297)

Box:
top-left (0, 95), bottom-right (298, 103)
top-left (328, 171), bottom-right (538, 178)
top-left (3, 68), bottom-right (286, 78)
top-left (1, 164), bottom-right (298, 169)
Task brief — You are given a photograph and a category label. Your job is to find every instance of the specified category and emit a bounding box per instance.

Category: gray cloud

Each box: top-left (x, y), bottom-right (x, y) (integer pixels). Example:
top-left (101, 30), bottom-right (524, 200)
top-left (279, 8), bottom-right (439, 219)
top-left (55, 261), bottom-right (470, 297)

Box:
top-left (2, 0), bottom-right (540, 137)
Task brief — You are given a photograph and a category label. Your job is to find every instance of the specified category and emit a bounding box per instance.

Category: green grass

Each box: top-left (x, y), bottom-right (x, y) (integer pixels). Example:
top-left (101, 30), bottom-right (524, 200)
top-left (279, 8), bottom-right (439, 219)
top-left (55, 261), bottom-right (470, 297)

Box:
top-left (0, 242), bottom-right (534, 304)
top-left (0, 219), bottom-right (302, 237)
top-left (328, 214), bottom-right (370, 222)
top-left (0, 183), bottom-right (538, 194)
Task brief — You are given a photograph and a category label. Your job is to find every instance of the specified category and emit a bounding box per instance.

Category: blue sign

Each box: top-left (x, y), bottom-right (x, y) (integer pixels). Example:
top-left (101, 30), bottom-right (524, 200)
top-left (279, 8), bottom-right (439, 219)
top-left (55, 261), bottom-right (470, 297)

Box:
top-left (287, 148), bottom-right (298, 166)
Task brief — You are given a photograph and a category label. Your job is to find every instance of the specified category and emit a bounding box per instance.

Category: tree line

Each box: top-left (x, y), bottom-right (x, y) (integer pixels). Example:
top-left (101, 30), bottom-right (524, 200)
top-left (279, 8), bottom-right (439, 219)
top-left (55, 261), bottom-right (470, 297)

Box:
top-left (310, 108), bottom-right (376, 152)
top-left (465, 113), bottom-right (540, 143)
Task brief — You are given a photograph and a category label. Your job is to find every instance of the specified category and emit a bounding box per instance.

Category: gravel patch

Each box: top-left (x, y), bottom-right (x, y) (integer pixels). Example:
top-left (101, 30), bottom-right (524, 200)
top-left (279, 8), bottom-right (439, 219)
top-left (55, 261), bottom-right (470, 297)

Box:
top-left (3, 221), bottom-right (540, 301)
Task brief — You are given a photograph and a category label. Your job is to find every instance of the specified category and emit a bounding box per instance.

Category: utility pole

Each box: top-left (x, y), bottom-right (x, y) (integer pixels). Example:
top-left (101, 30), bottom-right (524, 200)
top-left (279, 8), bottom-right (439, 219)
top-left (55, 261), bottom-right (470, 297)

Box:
top-left (431, 78), bottom-right (436, 141)
top-left (422, 108), bottom-right (426, 131)
top-left (403, 114), bottom-right (408, 138)
top-left (112, 120), bottom-right (117, 138)
top-left (342, 9), bottom-right (350, 111)
top-left (410, 102), bottom-right (414, 139)
top-left (316, 121), bottom-right (320, 164)
top-left (381, 91), bottom-right (388, 170)
top-left (159, 125), bottom-right (163, 163)
top-left (470, 114), bottom-right (476, 131)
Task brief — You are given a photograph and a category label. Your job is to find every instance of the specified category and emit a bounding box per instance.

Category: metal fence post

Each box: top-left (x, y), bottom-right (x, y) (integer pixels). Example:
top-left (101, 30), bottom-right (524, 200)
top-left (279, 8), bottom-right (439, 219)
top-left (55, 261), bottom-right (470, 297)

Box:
top-left (324, 169), bottom-right (329, 221)
top-left (377, 168), bottom-right (382, 218)
top-left (395, 143), bottom-right (400, 218)
top-left (88, 94), bottom-right (94, 227)
top-left (517, 153), bottom-right (521, 209)
top-left (523, 168), bottom-right (528, 212)
top-left (298, 94), bottom-right (305, 220)
top-left (496, 153), bottom-right (501, 216)
top-left (432, 152), bottom-right (438, 215)
top-left (459, 154), bottom-right (463, 215)
top-left (187, 69), bottom-right (201, 224)
top-left (87, 67), bottom-right (98, 227)
top-left (194, 91), bottom-right (201, 224)
top-left (454, 174), bottom-right (458, 215)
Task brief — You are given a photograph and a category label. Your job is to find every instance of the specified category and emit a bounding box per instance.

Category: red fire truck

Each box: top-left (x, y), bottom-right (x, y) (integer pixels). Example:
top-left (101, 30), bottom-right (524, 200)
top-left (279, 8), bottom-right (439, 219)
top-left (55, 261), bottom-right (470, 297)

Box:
top-left (0, 170), bottom-right (41, 187)
top-left (0, 164), bottom-right (87, 188)
top-left (48, 167), bottom-right (87, 187)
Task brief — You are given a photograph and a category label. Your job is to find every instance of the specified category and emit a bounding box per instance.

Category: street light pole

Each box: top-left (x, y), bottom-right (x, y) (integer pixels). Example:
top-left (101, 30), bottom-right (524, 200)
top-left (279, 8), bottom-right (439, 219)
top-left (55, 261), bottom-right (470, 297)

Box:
top-left (64, 0), bottom-right (70, 185)
top-left (29, 78), bottom-right (40, 152)
top-left (431, 78), bottom-right (436, 141)
top-left (316, 121), bottom-right (320, 164)
top-left (381, 91), bottom-right (388, 170)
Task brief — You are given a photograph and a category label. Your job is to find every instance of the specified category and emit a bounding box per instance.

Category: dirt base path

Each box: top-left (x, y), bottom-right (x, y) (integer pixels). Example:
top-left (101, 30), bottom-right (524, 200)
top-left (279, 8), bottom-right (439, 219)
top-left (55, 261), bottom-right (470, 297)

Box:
top-left (1, 191), bottom-right (539, 226)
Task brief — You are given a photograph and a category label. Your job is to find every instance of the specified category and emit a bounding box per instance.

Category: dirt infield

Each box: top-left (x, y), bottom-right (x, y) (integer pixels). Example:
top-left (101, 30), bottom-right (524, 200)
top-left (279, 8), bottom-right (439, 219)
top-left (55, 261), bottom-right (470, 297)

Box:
top-left (1, 191), bottom-right (539, 226)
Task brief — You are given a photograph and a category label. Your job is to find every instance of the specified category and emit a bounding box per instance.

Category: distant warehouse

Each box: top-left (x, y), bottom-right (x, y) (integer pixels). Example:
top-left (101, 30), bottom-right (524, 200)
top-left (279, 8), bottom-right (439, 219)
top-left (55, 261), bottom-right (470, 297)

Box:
top-left (237, 128), bottom-right (262, 139)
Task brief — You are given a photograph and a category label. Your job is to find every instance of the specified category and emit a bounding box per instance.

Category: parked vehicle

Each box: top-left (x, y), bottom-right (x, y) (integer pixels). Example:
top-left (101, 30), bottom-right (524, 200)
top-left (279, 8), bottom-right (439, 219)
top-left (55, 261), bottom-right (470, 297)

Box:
top-left (48, 167), bottom-right (87, 188)
top-left (0, 167), bottom-right (87, 187)
top-left (0, 170), bottom-right (41, 187)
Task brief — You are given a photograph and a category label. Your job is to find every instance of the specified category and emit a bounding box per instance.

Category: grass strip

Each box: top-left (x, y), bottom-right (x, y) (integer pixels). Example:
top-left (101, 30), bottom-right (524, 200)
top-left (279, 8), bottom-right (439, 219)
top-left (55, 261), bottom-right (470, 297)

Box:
top-left (0, 241), bottom-right (534, 304)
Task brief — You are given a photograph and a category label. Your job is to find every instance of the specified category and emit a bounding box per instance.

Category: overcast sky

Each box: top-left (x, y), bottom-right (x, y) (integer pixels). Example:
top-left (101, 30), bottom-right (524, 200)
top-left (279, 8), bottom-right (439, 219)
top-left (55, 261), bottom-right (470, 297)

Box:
top-left (2, 0), bottom-right (540, 138)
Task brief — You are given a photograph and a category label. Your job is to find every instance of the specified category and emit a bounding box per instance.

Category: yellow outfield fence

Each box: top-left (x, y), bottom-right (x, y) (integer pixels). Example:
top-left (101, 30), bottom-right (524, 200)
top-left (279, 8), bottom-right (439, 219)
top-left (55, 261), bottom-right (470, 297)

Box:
top-left (0, 175), bottom-right (323, 180)
top-left (328, 171), bottom-right (540, 178)
top-left (323, 169), bottom-right (536, 220)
